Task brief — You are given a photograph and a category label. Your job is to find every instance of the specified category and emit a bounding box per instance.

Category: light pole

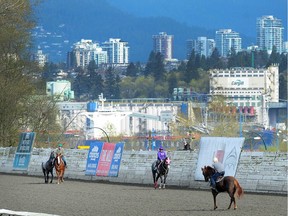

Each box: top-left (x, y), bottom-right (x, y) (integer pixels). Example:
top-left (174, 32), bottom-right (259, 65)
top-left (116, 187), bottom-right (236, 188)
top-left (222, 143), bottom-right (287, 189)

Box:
top-left (87, 127), bottom-right (110, 143)
top-left (243, 130), bottom-right (267, 150)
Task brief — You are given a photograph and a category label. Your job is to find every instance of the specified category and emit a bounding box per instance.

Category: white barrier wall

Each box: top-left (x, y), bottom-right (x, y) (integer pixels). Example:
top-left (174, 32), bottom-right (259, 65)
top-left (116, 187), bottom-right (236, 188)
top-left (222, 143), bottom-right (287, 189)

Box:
top-left (0, 147), bottom-right (287, 194)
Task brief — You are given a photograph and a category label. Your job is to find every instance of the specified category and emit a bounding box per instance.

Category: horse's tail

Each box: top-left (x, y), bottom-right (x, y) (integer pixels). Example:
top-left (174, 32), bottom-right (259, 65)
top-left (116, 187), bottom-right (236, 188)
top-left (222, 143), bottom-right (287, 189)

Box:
top-left (234, 179), bottom-right (244, 198)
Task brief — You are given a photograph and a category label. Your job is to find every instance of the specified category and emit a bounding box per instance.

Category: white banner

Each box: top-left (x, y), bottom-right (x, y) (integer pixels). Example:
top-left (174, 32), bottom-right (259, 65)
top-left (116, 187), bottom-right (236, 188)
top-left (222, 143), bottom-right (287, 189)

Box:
top-left (195, 137), bottom-right (245, 180)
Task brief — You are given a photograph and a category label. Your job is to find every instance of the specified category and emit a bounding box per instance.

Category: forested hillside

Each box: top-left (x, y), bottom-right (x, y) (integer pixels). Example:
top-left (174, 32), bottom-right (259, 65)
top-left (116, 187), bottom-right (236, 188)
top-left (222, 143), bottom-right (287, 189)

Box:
top-left (34, 0), bottom-right (254, 62)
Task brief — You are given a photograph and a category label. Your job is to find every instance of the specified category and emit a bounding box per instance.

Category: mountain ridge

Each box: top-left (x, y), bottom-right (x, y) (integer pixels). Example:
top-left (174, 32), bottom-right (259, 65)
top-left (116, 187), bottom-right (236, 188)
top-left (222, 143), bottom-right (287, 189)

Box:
top-left (35, 0), bottom-right (259, 63)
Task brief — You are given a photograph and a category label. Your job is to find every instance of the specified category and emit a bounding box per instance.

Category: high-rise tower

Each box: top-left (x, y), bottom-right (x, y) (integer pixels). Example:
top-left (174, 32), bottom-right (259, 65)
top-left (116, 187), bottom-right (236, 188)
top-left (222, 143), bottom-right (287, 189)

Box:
top-left (256, 15), bottom-right (284, 54)
top-left (152, 32), bottom-right (174, 60)
top-left (215, 29), bottom-right (242, 57)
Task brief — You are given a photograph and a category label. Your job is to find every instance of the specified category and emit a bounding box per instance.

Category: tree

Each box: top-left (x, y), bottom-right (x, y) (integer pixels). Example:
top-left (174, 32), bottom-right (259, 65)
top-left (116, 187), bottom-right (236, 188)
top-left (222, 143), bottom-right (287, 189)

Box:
top-left (104, 67), bottom-right (120, 99)
top-left (184, 49), bottom-right (196, 82)
top-left (207, 48), bottom-right (224, 69)
top-left (267, 45), bottom-right (281, 67)
top-left (227, 48), bottom-right (237, 68)
top-left (42, 62), bottom-right (57, 81)
top-left (144, 51), bottom-right (166, 82)
top-left (87, 60), bottom-right (103, 100)
top-left (73, 67), bottom-right (89, 100)
top-left (167, 73), bottom-right (178, 95)
top-left (126, 62), bottom-right (138, 77)
top-left (120, 77), bottom-right (136, 98)
top-left (0, 1), bottom-right (42, 146)
top-left (208, 96), bottom-right (239, 137)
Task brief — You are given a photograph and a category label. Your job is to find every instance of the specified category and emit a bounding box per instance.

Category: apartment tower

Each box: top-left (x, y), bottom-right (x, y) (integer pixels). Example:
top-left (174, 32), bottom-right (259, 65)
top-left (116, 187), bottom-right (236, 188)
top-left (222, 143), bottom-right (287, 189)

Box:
top-left (256, 15), bottom-right (284, 54)
top-left (152, 32), bottom-right (174, 61)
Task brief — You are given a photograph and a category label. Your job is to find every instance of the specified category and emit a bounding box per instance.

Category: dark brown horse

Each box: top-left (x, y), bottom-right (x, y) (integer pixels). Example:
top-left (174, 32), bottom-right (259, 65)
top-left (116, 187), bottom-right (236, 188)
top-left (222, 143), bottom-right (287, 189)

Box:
top-left (152, 157), bottom-right (171, 189)
top-left (42, 151), bottom-right (55, 183)
top-left (55, 154), bottom-right (66, 184)
top-left (201, 166), bottom-right (244, 210)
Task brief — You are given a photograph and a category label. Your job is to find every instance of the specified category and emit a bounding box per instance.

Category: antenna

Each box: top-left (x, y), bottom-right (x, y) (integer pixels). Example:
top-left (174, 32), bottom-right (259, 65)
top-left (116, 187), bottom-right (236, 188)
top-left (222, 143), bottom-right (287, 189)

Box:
top-left (98, 93), bottom-right (106, 110)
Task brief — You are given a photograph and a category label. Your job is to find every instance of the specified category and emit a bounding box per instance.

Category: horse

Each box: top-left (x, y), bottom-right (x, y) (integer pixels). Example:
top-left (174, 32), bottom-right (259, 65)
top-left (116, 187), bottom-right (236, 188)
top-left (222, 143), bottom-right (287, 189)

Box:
top-left (152, 157), bottom-right (171, 189)
top-left (42, 151), bottom-right (55, 184)
top-left (54, 154), bottom-right (66, 184)
top-left (201, 165), bottom-right (244, 210)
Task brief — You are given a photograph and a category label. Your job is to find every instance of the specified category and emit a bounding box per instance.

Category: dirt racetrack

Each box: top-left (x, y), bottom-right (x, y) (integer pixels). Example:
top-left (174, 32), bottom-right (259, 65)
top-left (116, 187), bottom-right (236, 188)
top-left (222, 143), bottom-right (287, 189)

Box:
top-left (0, 173), bottom-right (287, 216)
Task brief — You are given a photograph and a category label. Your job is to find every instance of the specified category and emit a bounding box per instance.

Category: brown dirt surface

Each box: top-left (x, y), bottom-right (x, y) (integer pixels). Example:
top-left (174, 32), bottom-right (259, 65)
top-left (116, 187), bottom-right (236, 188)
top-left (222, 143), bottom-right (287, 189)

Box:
top-left (0, 174), bottom-right (287, 216)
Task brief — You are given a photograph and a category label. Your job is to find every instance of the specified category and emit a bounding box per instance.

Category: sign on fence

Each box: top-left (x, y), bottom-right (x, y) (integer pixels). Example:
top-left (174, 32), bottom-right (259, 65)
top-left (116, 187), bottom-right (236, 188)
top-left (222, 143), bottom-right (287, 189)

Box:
top-left (13, 132), bottom-right (36, 170)
top-left (85, 141), bottom-right (124, 177)
top-left (195, 137), bottom-right (244, 180)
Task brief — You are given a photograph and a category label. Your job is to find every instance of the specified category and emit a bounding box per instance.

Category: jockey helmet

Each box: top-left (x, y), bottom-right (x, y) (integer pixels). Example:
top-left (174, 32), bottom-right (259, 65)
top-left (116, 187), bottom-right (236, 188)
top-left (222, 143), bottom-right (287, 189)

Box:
top-left (58, 143), bottom-right (63, 147)
top-left (213, 157), bottom-right (218, 163)
top-left (159, 146), bottom-right (163, 150)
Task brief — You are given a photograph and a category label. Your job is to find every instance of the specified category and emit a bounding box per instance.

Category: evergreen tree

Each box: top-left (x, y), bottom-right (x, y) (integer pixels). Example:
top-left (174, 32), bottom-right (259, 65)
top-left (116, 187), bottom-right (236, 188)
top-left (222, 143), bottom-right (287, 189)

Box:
top-left (184, 49), bottom-right (196, 83)
top-left (167, 73), bottom-right (178, 95)
top-left (144, 51), bottom-right (165, 82)
top-left (279, 72), bottom-right (287, 100)
top-left (153, 52), bottom-right (166, 82)
top-left (104, 67), bottom-right (116, 99)
top-left (144, 51), bottom-right (156, 76)
top-left (207, 48), bottom-right (224, 69)
top-left (279, 53), bottom-right (287, 73)
top-left (126, 62), bottom-right (138, 77)
top-left (267, 45), bottom-right (281, 67)
top-left (87, 60), bottom-right (103, 100)
top-left (73, 67), bottom-right (89, 100)
top-left (114, 74), bottom-right (121, 99)
top-left (227, 48), bottom-right (237, 68)
top-left (42, 62), bottom-right (58, 81)
top-left (255, 50), bottom-right (269, 68)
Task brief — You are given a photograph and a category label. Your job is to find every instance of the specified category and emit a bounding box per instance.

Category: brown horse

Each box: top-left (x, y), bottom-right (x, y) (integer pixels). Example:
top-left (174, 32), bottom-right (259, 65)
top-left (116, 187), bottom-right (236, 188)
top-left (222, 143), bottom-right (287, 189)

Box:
top-left (55, 154), bottom-right (66, 184)
top-left (201, 166), bottom-right (244, 210)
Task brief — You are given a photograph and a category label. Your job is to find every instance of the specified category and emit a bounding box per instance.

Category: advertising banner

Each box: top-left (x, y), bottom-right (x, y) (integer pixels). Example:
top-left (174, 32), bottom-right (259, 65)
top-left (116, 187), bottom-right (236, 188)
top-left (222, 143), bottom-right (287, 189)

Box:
top-left (85, 141), bottom-right (103, 175)
top-left (96, 143), bottom-right (116, 176)
top-left (195, 137), bottom-right (244, 180)
top-left (13, 132), bottom-right (36, 170)
top-left (85, 141), bottom-right (124, 177)
top-left (108, 142), bottom-right (124, 177)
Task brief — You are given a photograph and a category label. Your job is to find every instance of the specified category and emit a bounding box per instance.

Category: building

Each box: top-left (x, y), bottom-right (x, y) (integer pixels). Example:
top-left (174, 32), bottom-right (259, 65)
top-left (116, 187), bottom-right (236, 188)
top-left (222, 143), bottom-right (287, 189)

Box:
top-left (256, 15), bottom-right (284, 54)
top-left (102, 38), bottom-right (129, 65)
top-left (56, 97), bottom-right (177, 138)
top-left (283, 41), bottom-right (288, 53)
top-left (46, 80), bottom-right (74, 101)
top-left (209, 65), bottom-right (279, 128)
top-left (152, 32), bottom-right (174, 61)
top-left (68, 39), bottom-right (108, 69)
top-left (33, 49), bottom-right (48, 67)
top-left (215, 29), bottom-right (242, 57)
top-left (186, 37), bottom-right (215, 59)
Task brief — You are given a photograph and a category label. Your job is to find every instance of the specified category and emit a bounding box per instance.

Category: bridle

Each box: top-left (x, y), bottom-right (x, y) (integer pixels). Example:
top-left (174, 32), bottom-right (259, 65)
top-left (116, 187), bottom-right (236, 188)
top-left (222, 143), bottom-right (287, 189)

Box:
top-left (160, 158), bottom-right (170, 173)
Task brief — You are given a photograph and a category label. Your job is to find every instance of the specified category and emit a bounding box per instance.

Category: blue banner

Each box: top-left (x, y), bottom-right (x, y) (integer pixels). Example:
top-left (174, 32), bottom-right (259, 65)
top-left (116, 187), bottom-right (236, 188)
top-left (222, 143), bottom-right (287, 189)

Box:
top-left (108, 142), bottom-right (124, 177)
top-left (13, 132), bottom-right (36, 170)
top-left (85, 141), bottom-right (103, 175)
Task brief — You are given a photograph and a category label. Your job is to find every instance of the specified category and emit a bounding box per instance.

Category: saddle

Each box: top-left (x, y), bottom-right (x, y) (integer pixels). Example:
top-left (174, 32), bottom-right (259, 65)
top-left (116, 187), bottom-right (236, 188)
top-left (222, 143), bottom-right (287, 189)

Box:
top-left (216, 175), bottom-right (224, 183)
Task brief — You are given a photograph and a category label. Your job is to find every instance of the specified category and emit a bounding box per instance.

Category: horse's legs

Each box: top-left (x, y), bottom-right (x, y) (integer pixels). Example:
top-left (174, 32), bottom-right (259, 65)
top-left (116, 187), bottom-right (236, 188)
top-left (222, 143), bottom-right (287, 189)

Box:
top-left (212, 191), bottom-right (218, 210)
top-left (46, 172), bottom-right (49, 184)
top-left (159, 175), bottom-right (163, 189)
top-left (154, 174), bottom-right (160, 189)
top-left (228, 188), bottom-right (237, 210)
top-left (162, 174), bottom-right (167, 189)
top-left (43, 170), bottom-right (48, 183)
top-left (56, 170), bottom-right (60, 184)
top-left (50, 170), bottom-right (53, 183)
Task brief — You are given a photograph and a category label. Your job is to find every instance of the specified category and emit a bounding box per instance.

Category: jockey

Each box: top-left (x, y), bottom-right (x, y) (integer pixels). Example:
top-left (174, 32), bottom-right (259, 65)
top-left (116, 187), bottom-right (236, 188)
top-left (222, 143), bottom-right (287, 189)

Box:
top-left (156, 146), bottom-right (167, 169)
top-left (55, 143), bottom-right (67, 168)
top-left (210, 157), bottom-right (225, 192)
